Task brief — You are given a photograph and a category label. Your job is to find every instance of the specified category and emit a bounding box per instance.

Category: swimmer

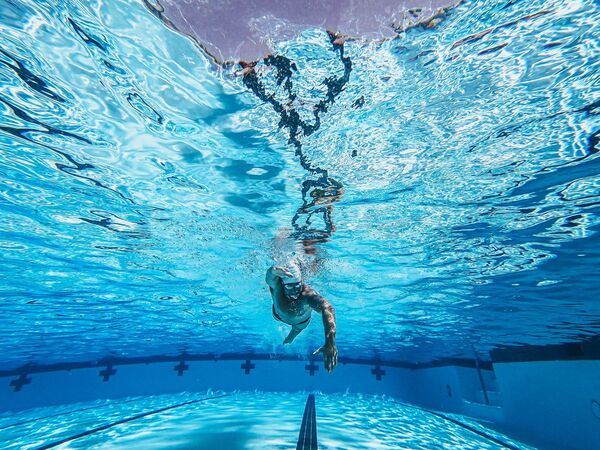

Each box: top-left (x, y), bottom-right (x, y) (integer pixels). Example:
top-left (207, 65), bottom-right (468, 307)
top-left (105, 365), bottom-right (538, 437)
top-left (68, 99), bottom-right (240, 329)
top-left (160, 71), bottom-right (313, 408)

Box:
top-left (266, 262), bottom-right (338, 372)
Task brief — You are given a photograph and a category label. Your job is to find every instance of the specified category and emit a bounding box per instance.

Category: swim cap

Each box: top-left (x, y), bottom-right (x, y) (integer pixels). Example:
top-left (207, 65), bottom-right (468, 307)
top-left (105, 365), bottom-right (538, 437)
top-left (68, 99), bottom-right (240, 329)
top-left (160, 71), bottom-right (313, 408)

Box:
top-left (280, 260), bottom-right (302, 285)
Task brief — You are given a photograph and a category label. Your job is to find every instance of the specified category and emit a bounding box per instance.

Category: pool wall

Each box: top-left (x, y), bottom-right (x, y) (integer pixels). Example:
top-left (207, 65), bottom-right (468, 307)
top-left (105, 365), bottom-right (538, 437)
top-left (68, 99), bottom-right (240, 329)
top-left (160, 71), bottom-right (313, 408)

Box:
top-left (2, 340), bottom-right (599, 450)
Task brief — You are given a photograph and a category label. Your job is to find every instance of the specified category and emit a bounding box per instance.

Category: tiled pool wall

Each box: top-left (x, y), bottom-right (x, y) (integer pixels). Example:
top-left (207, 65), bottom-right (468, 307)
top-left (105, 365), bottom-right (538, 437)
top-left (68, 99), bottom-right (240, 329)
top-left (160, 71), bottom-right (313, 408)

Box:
top-left (2, 338), bottom-right (599, 450)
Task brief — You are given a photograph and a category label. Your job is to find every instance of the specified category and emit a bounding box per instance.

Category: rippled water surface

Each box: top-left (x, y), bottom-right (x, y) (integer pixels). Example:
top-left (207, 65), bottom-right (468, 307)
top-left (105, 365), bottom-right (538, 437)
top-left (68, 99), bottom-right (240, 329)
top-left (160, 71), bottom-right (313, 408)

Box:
top-left (0, 392), bottom-right (530, 449)
top-left (0, 0), bottom-right (599, 367)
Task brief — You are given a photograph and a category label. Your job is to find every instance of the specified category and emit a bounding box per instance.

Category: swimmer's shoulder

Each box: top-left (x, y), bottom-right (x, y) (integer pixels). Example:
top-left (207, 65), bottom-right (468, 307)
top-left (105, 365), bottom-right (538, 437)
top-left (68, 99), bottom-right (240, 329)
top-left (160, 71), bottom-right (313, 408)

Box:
top-left (301, 283), bottom-right (322, 301)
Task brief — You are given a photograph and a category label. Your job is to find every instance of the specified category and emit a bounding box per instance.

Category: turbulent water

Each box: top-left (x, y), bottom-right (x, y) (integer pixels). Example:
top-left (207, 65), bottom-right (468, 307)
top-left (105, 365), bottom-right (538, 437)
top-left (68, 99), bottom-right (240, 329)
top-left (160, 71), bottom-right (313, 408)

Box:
top-left (0, 0), bottom-right (599, 368)
top-left (0, 391), bottom-right (530, 449)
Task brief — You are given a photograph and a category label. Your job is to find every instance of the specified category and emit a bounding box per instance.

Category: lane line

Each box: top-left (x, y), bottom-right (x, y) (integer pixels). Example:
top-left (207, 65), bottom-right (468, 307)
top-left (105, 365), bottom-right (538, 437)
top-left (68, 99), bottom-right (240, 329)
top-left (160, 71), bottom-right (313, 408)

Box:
top-left (296, 394), bottom-right (317, 450)
top-left (393, 401), bottom-right (523, 450)
top-left (35, 393), bottom-right (232, 450)
top-left (0, 397), bottom-right (150, 432)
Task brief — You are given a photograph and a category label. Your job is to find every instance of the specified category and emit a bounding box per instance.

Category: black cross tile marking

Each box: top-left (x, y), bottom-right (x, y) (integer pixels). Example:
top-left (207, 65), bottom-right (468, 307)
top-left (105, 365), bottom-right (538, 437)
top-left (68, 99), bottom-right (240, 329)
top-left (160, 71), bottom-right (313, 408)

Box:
top-left (99, 365), bottom-right (116, 382)
top-left (241, 359), bottom-right (255, 374)
top-left (305, 360), bottom-right (319, 376)
top-left (371, 365), bottom-right (386, 381)
top-left (174, 361), bottom-right (189, 376)
top-left (10, 374), bottom-right (31, 392)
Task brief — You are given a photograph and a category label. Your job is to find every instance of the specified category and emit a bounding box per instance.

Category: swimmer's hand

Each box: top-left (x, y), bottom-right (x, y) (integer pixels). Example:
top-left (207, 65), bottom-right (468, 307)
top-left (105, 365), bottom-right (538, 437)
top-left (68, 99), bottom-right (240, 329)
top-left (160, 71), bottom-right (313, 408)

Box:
top-left (314, 341), bottom-right (338, 373)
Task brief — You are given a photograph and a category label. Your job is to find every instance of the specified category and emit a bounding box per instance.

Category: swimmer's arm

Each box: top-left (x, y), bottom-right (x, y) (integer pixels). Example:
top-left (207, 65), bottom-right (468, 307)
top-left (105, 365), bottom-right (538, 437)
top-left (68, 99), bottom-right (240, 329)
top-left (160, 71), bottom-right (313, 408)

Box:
top-left (265, 267), bottom-right (278, 288)
top-left (311, 296), bottom-right (336, 344)
top-left (283, 325), bottom-right (304, 345)
top-left (305, 287), bottom-right (338, 372)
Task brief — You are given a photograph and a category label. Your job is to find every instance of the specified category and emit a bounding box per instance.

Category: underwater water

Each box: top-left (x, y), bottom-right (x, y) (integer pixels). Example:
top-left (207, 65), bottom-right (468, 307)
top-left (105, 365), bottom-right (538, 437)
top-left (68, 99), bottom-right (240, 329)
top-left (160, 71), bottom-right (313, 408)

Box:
top-left (0, 0), bottom-right (599, 371)
top-left (0, 391), bottom-right (532, 449)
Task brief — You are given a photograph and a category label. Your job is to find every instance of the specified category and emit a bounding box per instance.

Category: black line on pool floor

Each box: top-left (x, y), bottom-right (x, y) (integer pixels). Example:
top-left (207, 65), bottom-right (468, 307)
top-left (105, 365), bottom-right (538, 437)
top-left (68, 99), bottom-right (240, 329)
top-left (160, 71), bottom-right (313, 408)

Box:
top-left (296, 393), bottom-right (318, 450)
top-left (35, 393), bottom-right (232, 450)
top-left (393, 401), bottom-right (522, 450)
top-left (0, 396), bottom-right (152, 432)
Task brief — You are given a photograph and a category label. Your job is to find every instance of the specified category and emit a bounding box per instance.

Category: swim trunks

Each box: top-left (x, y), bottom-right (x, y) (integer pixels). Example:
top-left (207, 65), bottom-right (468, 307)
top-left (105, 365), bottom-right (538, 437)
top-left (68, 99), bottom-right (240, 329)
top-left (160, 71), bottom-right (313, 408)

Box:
top-left (272, 305), bottom-right (311, 326)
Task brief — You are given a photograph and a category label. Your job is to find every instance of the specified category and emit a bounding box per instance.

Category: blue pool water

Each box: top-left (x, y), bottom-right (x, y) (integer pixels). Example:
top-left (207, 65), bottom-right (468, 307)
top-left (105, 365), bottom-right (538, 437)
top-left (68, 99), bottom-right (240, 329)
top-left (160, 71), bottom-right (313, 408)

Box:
top-left (0, 0), bottom-right (599, 448)
top-left (1, 0), bottom-right (598, 367)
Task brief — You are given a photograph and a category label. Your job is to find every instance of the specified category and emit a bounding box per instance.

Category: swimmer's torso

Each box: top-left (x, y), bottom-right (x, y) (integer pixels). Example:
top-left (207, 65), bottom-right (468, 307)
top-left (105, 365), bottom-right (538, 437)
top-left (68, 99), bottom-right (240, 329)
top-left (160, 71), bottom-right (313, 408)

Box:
top-left (271, 278), bottom-right (312, 326)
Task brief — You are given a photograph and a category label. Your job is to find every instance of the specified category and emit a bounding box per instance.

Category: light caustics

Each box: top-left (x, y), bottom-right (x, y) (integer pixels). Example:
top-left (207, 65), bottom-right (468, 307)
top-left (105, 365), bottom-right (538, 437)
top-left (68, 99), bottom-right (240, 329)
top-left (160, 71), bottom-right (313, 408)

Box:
top-left (0, 0), bottom-right (598, 368)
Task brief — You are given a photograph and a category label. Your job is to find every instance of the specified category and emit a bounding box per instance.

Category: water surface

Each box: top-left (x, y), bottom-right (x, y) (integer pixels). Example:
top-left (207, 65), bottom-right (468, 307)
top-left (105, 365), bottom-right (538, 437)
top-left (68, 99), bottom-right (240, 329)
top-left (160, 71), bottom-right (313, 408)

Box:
top-left (0, 0), bottom-right (599, 368)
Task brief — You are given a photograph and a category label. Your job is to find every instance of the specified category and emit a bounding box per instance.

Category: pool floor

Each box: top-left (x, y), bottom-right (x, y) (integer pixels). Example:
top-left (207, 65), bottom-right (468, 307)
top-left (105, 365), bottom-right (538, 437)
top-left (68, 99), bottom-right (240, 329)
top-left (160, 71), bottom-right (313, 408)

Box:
top-left (0, 391), bottom-right (531, 449)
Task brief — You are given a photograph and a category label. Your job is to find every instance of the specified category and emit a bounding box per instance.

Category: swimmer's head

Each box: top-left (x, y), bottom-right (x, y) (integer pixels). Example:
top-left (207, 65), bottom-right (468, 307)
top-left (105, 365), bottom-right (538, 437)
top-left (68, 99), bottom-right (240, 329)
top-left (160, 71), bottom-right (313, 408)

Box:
top-left (283, 281), bottom-right (302, 299)
top-left (278, 261), bottom-right (302, 298)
